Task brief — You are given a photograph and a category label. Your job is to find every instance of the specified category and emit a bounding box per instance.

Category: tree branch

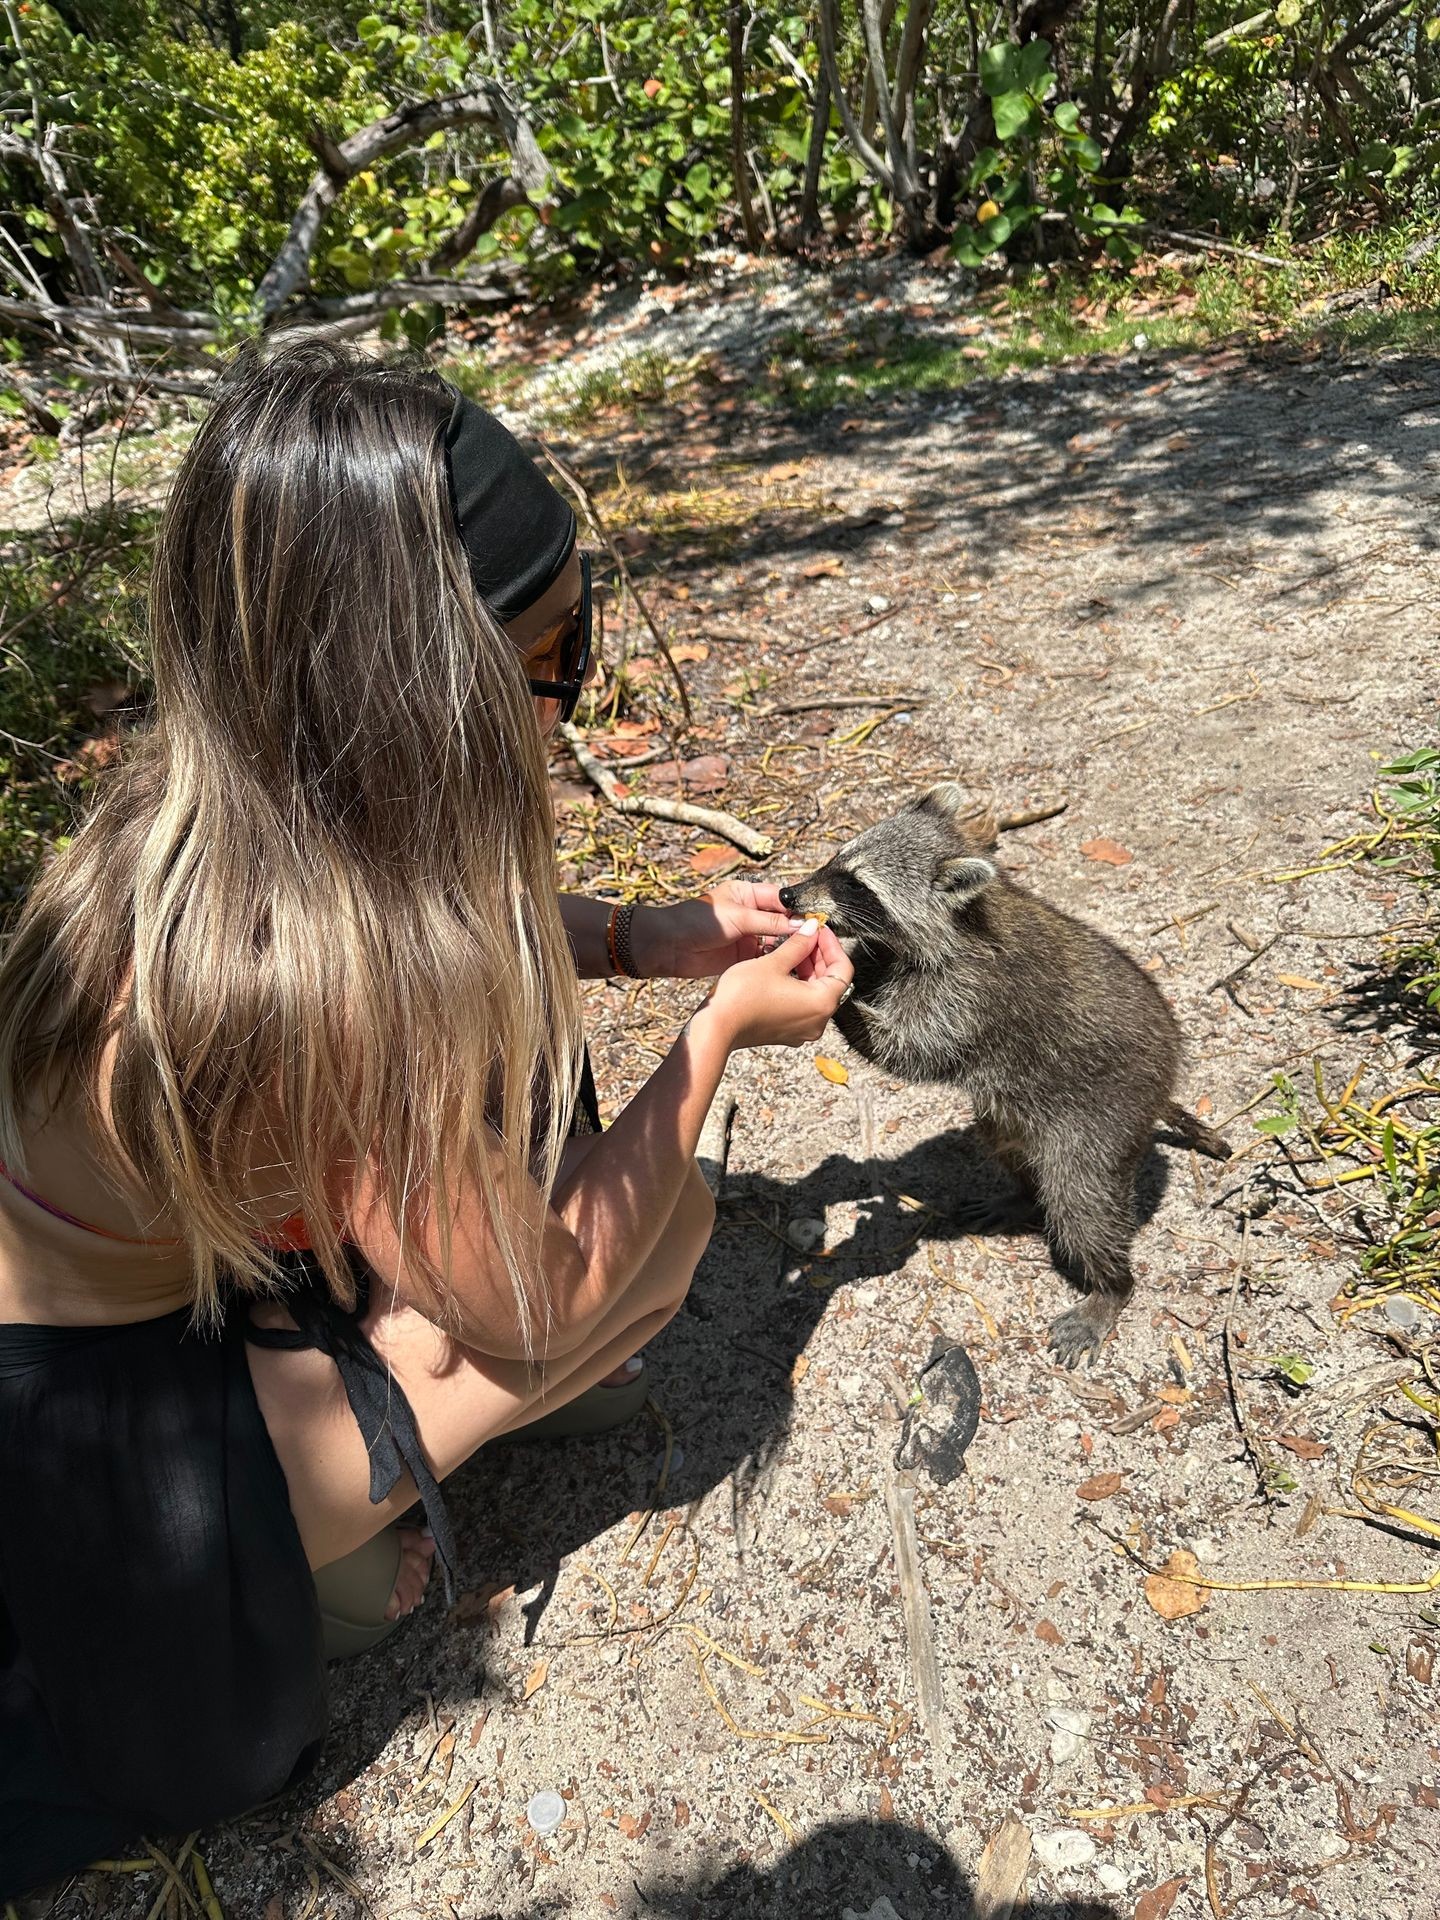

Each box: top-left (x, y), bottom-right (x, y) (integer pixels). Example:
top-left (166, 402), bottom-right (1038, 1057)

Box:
top-left (427, 177), bottom-right (529, 271)
top-left (253, 83), bottom-right (548, 318)
top-left (560, 724), bottom-right (773, 857)
top-left (818, 0), bottom-right (896, 192)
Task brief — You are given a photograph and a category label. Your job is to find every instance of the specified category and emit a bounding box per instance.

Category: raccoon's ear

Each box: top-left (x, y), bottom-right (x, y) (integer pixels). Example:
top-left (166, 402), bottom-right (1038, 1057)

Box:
top-left (914, 781), bottom-right (971, 820)
top-left (935, 854), bottom-right (997, 899)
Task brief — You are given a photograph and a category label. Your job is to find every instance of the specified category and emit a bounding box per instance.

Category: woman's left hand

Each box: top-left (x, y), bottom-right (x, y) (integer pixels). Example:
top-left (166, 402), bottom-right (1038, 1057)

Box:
top-left (635, 881), bottom-right (801, 980)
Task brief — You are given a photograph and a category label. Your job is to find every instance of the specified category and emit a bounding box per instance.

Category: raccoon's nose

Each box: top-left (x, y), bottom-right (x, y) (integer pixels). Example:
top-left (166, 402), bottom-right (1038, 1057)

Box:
top-left (778, 884), bottom-right (799, 913)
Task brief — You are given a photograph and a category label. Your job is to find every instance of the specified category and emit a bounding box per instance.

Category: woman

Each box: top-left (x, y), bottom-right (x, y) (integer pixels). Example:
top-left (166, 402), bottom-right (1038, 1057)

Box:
top-left (0, 343), bottom-right (851, 1895)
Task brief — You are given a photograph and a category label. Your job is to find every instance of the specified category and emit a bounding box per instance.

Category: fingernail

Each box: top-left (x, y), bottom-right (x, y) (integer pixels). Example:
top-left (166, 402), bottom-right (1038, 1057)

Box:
top-left (623, 1355), bottom-right (644, 1375)
top-left (419, 1526), bottom-right (434, 1541)
top-left (787, 917), bottom-right (806, 929)
top-left (799, 917), bottom-right (818, 936)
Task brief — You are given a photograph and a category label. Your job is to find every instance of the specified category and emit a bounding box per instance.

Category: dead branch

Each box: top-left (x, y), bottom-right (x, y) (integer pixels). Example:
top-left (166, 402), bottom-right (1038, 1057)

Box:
top-left (537, 441), bottom-right (694, 726)
top-left (997, 799), bottom-right (1068, 831)
top-left (560, 724), bottom-right (773, 857)
top-left (884, 1465), bottom-right (948, 1757)
top-left (1139, 224), bottom-right (1297, 270)
top-left (428, 179), bottom-right (530, 271)
top-left (1225, 1217), bottom-right (1279, 1505)
top-left (254, 85), bottom-right (548, 318)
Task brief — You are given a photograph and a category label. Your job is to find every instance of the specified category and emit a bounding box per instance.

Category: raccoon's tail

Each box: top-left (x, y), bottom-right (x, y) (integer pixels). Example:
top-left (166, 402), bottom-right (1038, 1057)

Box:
top-left (1162, 1101), bottom-right (1233, 1161)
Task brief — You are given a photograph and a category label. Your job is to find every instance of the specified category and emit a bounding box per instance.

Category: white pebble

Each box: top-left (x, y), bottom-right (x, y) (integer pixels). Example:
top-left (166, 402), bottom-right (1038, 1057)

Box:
top-left (786, 1216), bottom-right (826, 1252)
top-left (1033, 1829), bottom-right (1097, 1873)
top-left (866, 594), bottom-right (892, 613)
top-left (1096, 1862), bottom-right (1128, 1893)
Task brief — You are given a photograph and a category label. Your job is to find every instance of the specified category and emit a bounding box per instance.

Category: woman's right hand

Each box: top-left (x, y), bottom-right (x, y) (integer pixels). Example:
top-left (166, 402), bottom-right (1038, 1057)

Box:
top-left (702, 922), bottom-right (853, 1052)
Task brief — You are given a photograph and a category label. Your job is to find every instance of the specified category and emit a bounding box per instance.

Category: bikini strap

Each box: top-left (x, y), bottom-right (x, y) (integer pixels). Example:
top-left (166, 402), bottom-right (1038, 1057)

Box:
top-left (0, 1157), bottom-right (182, 1248)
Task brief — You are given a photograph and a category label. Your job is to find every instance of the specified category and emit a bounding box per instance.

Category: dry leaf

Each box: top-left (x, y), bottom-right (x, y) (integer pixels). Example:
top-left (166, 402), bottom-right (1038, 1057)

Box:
top-left (451, 1581), bottom-right (513, 1624)
top-left (1195, 1094), bottom-right (1214, 1116)
top-left (1075, 1470), bottom-right (1125, 1501)
top-left (674, 1798), bottom-right (691, 1829)
top-left (1035, 1619), bottom-right (1063, 1646)
top-left (264, 1900), bottom-right (284, 1920)
top-left (1156, 1384), bottom-right (1192, 1404)
top-left (523, 1658), bottom-right (549, 1700)
top-left (1144, 1549), bottom-right (1208, 1622)
top-left (790, 1353), bottom-right (810, 1388)
top-left (1275, 1432), bottom-right (1326, 1459)
top-left (801, 556), bottom-right (844, 578)
top-left (1134, 1876), bottom-right (1186, 1920)
top-left (669, 642), bottom-right (710, 663)
top-left (1080, 837), bottom-right (1134, 866)
top-left (1275, 972), bottom-right (1326, 991)
top-left (618, 1809), bottom-right (652, 1840)
top-left (878, 1785), bottom-right (895, 1820)
top-left (815, 1055), bottom-right (850, 1085)
top-left (1152, 1407), bottom-right (1181, 1434)
top-left (688, 844), bottom-right (737, 876)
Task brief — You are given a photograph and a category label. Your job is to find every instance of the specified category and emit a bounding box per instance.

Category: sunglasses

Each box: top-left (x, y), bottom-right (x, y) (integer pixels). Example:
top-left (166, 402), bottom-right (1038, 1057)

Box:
top-left (522, 551), bottom-right (593, 724)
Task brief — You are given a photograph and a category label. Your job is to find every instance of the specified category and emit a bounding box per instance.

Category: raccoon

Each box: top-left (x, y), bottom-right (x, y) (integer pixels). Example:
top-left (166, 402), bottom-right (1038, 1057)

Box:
top-left (778, 783), bottom-right (1230, 1367)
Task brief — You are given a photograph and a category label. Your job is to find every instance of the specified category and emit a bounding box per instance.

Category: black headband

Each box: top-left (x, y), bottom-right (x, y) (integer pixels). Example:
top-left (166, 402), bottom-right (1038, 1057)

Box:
top-left (442, 390), bottom-right (577, 622)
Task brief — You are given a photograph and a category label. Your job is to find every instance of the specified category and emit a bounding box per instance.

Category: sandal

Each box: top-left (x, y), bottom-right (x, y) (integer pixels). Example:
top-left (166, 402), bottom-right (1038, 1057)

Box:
top-left (497, 1360), bottom-right (651, 1444)
top-left (313, 1525), bottom-right (409, 1662)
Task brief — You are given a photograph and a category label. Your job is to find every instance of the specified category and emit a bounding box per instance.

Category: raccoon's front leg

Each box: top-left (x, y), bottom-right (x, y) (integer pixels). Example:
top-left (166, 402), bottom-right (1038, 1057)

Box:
top-left (1036, 1148), bottom-right (1142, 1368)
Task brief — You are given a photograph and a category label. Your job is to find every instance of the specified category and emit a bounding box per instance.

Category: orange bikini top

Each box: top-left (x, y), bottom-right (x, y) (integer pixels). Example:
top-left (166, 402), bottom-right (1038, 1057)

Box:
top-left (0, 1158), bottom-right (317, 1252)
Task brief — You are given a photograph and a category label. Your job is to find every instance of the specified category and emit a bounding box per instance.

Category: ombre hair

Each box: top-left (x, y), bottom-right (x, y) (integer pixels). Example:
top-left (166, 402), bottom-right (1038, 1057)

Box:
top-left (0, 341), bottom-right (583, 1336)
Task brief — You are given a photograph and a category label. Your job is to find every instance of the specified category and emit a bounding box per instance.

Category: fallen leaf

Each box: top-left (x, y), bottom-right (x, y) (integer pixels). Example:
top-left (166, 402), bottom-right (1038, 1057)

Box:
top-left (1156, 1384), bottom-right (1192, 1404)
top-left (451, 1581), bottom-right (514, 1624)
top-left (815, 1054), bottom-right (850, 1085)
top-left (1195, 1094), bottom-right (1214, 1116)
top-left (1080, 837), bottom-right (1133, 866)
top-left (790, 1353), bottom-right (810, 1388)
top-left (1134, 1875), bottom-right (1186, 1920)
top-left (648, 753), bottom-right (730, 796)
top-left (688, 844), bottom-right (737, 876)
top-left (801, 556), bottom-right (843, 578)
top-left (523, 1658), bottom-right (549, 1700)
top-left (1076, 1471), bottom-right (1125, 1501)
top-left (669, 642), bottom-right (710, 663)
top-left (1275, 1432), bottom-right (1326, 1459)
top-left (1144, 1783), bottom-right (1174, 1809)
top-left (1275, 973), bottom-right (1327, 991)
top-left (618, 1809), bottom-right (652, 1840)
top-left (878, 1785), bottom-right (895, 1819)
top-left (1035, 1619), bottom-right (1063, 1646)
top-left (674, 1799), bottom-right (691, 1829)
top-left (264, 1900), bottom-right (284, 1920)
top-left (1144, 1550), bottom-right (1208, 1622)
top-left (1152, 1407), bottom-right (1181, 1434)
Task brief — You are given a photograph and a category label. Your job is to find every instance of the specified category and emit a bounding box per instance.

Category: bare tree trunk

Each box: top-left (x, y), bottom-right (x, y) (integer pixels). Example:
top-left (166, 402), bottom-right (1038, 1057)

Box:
top-left (427, 177), bottom-right (530, 270)
top-left (860, 0), bottom-right (901, 145)
top-left (797, 62), bottom-right (832, 242)
top-left (818, 0), bottom-right (896, 191)
top-left (729, 0), bottom-right (765, 250)
top-left (891, 0), bottom-right (936, 173)
top-left (1102, 0), bottom-right (1193, 182)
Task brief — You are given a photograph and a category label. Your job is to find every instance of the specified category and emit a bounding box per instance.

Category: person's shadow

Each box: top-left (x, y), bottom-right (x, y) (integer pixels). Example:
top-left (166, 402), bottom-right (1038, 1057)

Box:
top-left (286, 1118), bottom-right (1170, 1815)
top-left (524, 1816), bottom-right (1119, 1918)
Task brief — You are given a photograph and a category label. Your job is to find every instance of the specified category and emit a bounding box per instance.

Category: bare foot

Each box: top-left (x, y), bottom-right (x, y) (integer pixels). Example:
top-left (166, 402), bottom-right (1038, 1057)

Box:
top-left (385, 1524), bottom-right (438, 1622)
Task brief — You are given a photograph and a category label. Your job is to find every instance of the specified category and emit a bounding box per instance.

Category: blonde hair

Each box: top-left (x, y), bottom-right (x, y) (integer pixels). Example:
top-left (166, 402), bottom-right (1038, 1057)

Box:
top-left (0, 341), bottom-right (583, 1335)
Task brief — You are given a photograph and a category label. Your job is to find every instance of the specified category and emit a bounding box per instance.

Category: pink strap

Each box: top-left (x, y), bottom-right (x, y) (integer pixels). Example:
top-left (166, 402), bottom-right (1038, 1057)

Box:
top-left (0, 1157), bottom-right (182, 1247)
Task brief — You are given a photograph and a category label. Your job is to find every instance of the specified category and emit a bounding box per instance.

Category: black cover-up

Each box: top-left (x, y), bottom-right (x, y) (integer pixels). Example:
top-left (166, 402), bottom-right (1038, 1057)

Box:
top-left (0, 1052), bottom-right (601, 1897)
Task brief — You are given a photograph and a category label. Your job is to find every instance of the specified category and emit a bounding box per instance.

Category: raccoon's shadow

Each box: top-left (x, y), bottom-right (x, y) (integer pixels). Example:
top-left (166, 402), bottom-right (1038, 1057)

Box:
top-left (728, 1121), bottom-right (1170, 1286)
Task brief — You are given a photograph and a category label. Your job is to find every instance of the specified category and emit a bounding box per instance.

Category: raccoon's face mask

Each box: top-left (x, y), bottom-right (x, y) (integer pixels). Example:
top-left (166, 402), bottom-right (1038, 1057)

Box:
top-left (779, 783), bottom-right (997, 957)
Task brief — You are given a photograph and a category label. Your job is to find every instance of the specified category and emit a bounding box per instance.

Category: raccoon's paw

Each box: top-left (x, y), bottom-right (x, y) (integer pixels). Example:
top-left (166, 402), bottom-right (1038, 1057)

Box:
top-left (1046, 1299), bottom-right (1120, 1370)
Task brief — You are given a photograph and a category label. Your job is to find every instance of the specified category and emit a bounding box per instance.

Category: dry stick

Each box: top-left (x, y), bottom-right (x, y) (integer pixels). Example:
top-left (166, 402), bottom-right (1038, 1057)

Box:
top-left (883, 1465), bottom-right (948, 1759)
top-left (788, 602), bottom-right (908, 658)
top-left (764, 691), bottom-right (929, 716)
top-left (1225, 1217), bottom-right (1278, 1505)
top-left (537, 441), bottom-right (693, 726)
top-left (1139, 223), bottom-right (1296, 271)
top-left (1208, 933), bottom-right (1282, 997)
top-left (560, 723), bottom-right (772, 857)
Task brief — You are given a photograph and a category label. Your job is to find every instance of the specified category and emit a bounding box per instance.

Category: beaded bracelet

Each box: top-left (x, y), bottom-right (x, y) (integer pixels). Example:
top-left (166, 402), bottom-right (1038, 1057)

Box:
top-left (606, 901), bottom-right (639, 978)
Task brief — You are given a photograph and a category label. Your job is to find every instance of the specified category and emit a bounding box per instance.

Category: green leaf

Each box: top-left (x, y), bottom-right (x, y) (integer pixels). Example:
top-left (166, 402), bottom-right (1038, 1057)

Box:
top-left (1053, 101), bottom-right (1081, 133)
top-left (1427, 16), bottom-right (1440, 42)
top-left (991, 91), bottom-right (1033, 140)
top-left (980, 42), bottom-right (1019, 97)
top-left (684, 161), bottom-right (713, 197)
top-left (356, 14), bottom-right (384, 42)
top-left (1016, 40), bottom-right (1052, 91)
top-left (1382, 1120), bottom-right (1399, 1181)
top-left (1266, 1353), bottom-right (1316, 1388)
top-left (1276, 0), bottom-right (1303, 23)
top-left (1254, 1113), bottom-right (1299, 1137)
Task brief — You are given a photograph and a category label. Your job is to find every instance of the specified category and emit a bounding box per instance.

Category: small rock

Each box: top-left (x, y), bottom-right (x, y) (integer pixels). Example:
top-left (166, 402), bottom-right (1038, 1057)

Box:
top-left (1096, 1862), bottom-right (1128, 1893)
top-left (865, 594), bottom-right (892, 613)
top-left (1133, 331), bottom-right (1150, 351)
top-left (842, 1903), bottom-right (904, 1920)
top-left (1033, 1829), bottom-right (1097, 1873)
top-left (786, 1216), bottom-right (826, 1252)
top-left (1385, 1294), bottom-right (1421, 1331)
top-left (1047, 1705), bottom-right (1091, 1766)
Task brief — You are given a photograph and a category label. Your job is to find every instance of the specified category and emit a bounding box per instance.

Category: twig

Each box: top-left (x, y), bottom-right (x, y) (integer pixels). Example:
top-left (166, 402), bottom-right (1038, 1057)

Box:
top-left (763, 691), bottom-right (928, 716)
top-left (1139, 223), bottom-right (1297, 270)
top-left (1225, 1217), bottom-right (1278, 1505)
top-left (883, 1464), bottom-right (948, 1758)
top-left (539, 442), bottom-right (693, 724)
top-left (1208, 933), bottom-right (1281, 999)
top-left (997, 799), bottom-right (1068, 832)
top-left (561, 723), bottom-right (772, 856)
top-left (788, 601), bottom-right (906, 657)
